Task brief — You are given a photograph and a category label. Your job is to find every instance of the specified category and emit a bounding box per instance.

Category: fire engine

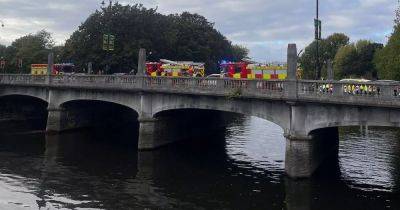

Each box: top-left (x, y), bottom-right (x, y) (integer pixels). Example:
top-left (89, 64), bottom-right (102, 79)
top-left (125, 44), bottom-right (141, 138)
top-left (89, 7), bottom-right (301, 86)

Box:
top-left (31, 63), bottom-right (75, 75)
top-left (220, 61), bottom-right (287, 80)
top-left (146, 59), bottom-right (205, 77)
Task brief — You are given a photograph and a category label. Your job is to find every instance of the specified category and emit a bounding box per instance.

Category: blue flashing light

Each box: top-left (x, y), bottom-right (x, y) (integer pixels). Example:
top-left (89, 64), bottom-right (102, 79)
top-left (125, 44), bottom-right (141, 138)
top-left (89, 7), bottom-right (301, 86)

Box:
top-left (221, 60), bottom-right (234, 66)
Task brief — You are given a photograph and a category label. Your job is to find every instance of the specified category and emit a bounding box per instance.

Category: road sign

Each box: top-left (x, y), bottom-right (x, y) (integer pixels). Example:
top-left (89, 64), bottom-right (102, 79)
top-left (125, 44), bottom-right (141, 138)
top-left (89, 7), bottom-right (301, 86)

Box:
top-left (108, 35), bottom-right (115, 51)
top-left (103, 34), bottom-right (109, 51)
top-left (103, 34), bottom-right (115, 51)
top-left (314, 19), bottom-right (322, 40)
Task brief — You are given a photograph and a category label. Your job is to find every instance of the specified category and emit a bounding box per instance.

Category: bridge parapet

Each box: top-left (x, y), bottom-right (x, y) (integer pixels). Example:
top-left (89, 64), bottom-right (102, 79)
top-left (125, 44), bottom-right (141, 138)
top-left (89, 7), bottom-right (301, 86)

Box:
top-left (0, 74), bottom-right (47, 85)
top-left (1, 74), bottom-right (400, 107)
top-left (142, 77), bottom-right (285, 99)
top-left (298, 80), bottom-right (400, 107)
top-left (50, 75), bottom-right (141, 89)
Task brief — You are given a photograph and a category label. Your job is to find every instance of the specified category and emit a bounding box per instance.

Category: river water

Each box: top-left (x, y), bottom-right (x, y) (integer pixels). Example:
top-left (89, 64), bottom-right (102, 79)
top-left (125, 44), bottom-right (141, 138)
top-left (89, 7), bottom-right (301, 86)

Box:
top-left (0, 116), bottom-right (399, 210)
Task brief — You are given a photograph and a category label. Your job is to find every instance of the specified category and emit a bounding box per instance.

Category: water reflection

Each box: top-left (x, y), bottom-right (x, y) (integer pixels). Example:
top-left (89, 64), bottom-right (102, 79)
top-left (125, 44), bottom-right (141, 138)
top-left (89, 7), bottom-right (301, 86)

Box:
top-left (224, 117), bottom-right (285, 181)
top-left (0, 117), bottom-right (399, 209)
top-left (339, 127), bottom-right (400, 192)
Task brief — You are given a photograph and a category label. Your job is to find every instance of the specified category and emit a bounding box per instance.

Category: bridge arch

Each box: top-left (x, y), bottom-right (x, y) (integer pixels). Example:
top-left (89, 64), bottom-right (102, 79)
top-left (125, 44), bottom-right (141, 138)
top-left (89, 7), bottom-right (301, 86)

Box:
top-left (59, 99), bottom-right (139, 115)
top-left (0, 86), bottom-right (48, 103)
top-left (0, 94), bottom-right (49, 131)
top-left (48, 89), bottom-right (142, 113)
top-left (150, 94), bottom-right (291, 133)
top-left (58, 99), bottom-right (140, 130)
top-left (0, 94), bottom-right (48, 105)
top-left (303, 105), bottom-right (400, 136)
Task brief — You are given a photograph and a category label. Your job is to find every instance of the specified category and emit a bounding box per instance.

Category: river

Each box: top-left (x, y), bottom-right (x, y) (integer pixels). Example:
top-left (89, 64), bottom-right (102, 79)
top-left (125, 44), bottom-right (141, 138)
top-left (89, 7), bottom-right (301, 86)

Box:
top-left (0, 116), bottom-right (399, 209)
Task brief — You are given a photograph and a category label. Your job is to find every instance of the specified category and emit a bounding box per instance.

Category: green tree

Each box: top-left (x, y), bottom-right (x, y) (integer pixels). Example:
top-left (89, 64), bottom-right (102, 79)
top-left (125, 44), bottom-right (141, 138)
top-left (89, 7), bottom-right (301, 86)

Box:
top-left (230, 45), bottom-right (250, 61)
top-left (334, 44), bottom-right (357, 79)
top-left (374, 2), bottom-right (400, 81)
top-left (334, 40), bottom-right (382, 79)
top-left (324, 33), bottom-right (350, 60)
top-left (52, 45), bottom-right (65, 64)
top-left (299, 33), bottom-right (349, 79)
top-left (396, 1), bottom-right (399, 25)
top-left (374, 25), bottom-right (400, 80)
top-left (5, 30), bottom-right (54, 73)
top-left (62, 3), bottom-right (247, 74)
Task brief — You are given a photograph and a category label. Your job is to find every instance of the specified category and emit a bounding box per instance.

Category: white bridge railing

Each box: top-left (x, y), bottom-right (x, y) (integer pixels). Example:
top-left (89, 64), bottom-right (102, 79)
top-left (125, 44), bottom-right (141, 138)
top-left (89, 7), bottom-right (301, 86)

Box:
top-left (0, 74), bottom-right (399, 107)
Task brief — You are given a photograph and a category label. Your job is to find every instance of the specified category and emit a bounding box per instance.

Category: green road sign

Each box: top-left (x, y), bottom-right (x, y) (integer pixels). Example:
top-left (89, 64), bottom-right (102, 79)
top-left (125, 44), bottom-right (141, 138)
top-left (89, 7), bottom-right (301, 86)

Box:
top-left (103, 34), bottom-right (109, 50)
top-left (314, 19), bottom-right (322, 40)
top-left (109, 35), bottom-right (115, 51)
top-left (103, 34), bottom-right (116, 51)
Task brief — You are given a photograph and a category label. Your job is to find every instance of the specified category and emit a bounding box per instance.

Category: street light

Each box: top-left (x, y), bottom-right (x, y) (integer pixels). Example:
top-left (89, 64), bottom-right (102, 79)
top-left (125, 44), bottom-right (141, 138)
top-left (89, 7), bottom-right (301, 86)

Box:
top-left (100, 0), bottom-right (114, 74)
top-left (0, 21), bottom-right (4, 73)
top-left (314, 0), bottom-right (322, 80)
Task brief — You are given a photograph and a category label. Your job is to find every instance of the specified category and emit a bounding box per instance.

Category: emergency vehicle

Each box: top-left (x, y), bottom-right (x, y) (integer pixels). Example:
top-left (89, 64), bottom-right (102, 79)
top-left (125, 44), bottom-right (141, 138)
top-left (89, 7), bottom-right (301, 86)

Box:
top-left (31, 63), bottom-right (75, 75)
top-left (220, 61), bottom-right (287, 80)
top-left (31, 64), bottom-right (48, 75)
top-left (146, 59), bottom-right (205, 77)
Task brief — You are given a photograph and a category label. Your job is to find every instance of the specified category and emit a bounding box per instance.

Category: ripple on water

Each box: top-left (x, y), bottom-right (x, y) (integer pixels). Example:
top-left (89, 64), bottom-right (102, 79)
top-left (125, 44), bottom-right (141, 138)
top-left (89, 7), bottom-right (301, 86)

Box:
top-left (339, 127), bottom-right (400, 192)
top-left (225, 116), bottom-right (286, 181)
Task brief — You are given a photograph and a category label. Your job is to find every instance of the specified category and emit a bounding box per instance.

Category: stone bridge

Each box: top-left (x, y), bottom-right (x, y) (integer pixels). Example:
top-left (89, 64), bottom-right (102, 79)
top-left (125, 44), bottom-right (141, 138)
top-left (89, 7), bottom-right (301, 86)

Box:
top-left (1, 44), bottom-right (400, 178)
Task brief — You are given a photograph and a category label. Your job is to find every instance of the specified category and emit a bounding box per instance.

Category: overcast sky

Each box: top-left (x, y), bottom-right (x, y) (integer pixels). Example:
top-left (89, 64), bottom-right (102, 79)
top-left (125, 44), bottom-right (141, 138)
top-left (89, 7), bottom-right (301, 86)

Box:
top-left (0, 0), bottom-right (397, 62)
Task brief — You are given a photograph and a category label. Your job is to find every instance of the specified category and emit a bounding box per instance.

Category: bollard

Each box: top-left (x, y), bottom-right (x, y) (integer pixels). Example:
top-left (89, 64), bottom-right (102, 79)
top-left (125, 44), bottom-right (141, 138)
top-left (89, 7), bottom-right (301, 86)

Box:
top-left (287, 44), bottom-right (297, 81)
top-left (137, 48), bottom-right (146, 76)
top-left (286, 44), bottom-right (298, 100)
top-left (47, 52), bottom-right (54, 75)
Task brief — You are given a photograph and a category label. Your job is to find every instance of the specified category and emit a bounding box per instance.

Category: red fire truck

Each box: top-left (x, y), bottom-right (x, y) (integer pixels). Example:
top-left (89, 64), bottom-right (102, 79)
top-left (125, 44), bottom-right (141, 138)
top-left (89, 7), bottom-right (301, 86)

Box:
top-left (31, 63), bottom-right (75, 75)
top-left (220, 61), bottom-right (287, 80)
top-left (146, 59), bottom-right (205, 77)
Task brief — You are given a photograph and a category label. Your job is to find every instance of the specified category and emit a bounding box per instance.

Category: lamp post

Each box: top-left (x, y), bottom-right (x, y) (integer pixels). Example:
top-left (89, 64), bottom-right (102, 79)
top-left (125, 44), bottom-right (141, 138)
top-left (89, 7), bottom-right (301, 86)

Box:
top-left (101, 0), bottom-right (114, 74)
top-left (0, 21), bottom-right (4, 73)
top-left (314, 0), bottom-right (321, 80)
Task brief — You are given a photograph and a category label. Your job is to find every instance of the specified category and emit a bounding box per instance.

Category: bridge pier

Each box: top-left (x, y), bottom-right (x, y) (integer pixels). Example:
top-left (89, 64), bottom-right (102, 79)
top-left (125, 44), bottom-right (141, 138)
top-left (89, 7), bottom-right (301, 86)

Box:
top-left (46, 108), bottom-right (65, 133)
top-left (138, 117), bottom-right (181, 150)
top-left (138, 118), bottom-right (159, 150)
top-left (285, 127), bottom-right (339, 178)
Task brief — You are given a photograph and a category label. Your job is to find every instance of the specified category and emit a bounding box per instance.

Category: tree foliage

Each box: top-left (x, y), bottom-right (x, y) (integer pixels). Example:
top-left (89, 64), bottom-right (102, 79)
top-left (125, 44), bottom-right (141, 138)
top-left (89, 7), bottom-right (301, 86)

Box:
top-left (62, 3), bottom-right (248, 74)
top-left (0, 30), bottom-right (54, 73)
top-left (396, 1), bottom-right (400, 25)
top-left (374, 2), bottom-right (400, 81)
top-left (334, 40), bottom-right (382, 79)
top-left (299, 33), bottom-right (349, 79)
top-left (374, 25), bottom-right (400, 80)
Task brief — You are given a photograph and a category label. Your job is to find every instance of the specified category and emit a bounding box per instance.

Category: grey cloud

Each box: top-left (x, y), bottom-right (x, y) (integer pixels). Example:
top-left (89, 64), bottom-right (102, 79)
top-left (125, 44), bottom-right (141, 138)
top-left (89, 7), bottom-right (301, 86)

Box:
top-left (0, 0), bottom-right (397, 62)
